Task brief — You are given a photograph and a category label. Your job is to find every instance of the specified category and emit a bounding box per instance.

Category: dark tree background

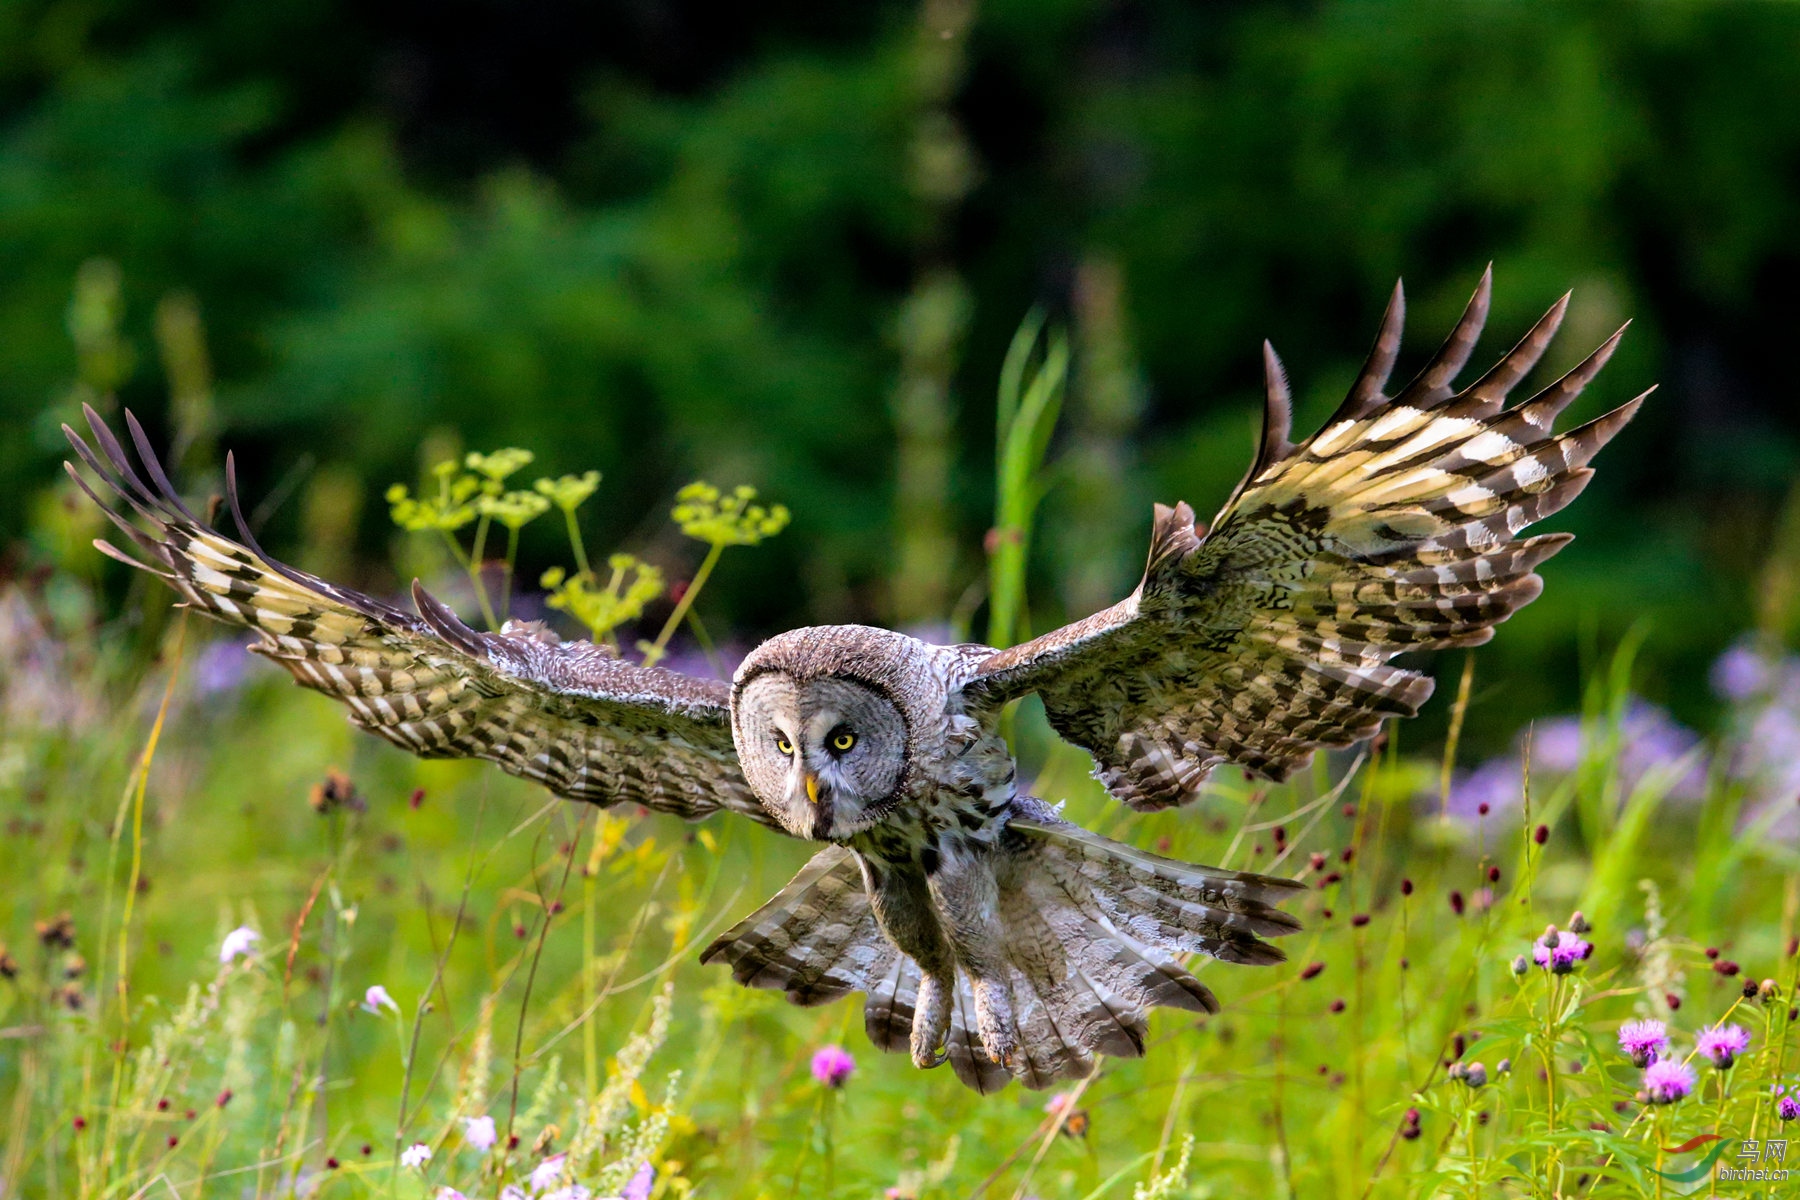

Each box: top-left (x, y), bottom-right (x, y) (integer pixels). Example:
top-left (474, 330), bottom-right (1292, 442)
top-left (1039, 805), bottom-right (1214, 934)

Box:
top-left (3, 0), bottom-right (1797, 752)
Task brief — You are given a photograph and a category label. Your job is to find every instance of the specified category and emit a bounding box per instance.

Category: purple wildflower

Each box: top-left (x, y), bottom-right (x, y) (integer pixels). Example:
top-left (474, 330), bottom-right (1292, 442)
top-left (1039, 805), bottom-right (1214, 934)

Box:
top-left (1643, 1059), bottom-right (1696, 1104)
top-left (1533, 717), bottom-right (1585, 774)
top-left (1445, 757), bottom-right (1525, 819)
top-left (1780, 1089), bottom-right (1800, 1122)
top-left (622, 1161), bottom-right (656, 1200)
top-left (1532, 930), bottom-right (1591, 975)
top-left (1697, 1023), bottom-right (1751, 1069)
top-left (192, 638), bottom-right (253, 698)
top-left (1712, 641), bottom-right (1777, 702)
top-left (1618, 1019), bottom-right (1669, 1068)
top-left (810, 1044), bottom-right (855, 1088)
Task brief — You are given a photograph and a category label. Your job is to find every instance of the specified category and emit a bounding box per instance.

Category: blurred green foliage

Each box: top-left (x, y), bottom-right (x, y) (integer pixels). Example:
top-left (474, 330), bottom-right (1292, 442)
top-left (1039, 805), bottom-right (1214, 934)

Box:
top-left (4, 0), bottom-right (1800, 751)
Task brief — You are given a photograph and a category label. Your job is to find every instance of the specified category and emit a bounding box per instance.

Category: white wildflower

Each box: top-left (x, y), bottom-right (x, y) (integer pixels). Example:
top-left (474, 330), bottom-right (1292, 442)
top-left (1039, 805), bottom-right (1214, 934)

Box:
top-left (219, 926), bottom-right (260, 964)
top-left (362, 984), bottom-right (400, 1016)
top-left (529, 1154), bottom-right (568, 1193)
top-left (400, 1142), bottom-right (432, 1169)
top-left (462, 1114), bottom-right (497, 1152)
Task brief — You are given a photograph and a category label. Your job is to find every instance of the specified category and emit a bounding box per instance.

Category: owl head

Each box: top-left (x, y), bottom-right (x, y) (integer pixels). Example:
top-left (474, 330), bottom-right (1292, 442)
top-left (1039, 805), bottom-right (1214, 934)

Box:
top-left (730, 625), bottom-right (939, 841)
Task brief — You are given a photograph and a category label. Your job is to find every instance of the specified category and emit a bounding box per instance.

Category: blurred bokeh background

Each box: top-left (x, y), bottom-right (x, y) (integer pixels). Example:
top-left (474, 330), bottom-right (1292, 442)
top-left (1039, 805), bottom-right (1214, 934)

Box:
top-left (4, 0), bottom-right (1799, 755)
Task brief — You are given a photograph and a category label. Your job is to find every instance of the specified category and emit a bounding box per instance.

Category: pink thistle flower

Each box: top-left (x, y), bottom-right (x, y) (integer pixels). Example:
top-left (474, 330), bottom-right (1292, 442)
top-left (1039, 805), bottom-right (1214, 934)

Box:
top-left (1618, 1019), bottom-right (1669, 1068)
top-left (1697, 1023), bottom-right (1751, 1069)
top-left (810, 1044), bottom-right (855, 1088)
top-left (1531, 930), bottom-right (1591, 975)
top-left (1644, 1059), bottom-right (1696, 1104)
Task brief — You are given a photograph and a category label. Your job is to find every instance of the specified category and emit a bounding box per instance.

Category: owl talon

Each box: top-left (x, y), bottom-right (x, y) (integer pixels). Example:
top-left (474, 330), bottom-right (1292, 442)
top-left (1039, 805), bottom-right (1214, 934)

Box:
top-left (911, 971), bottom-right (954, 1071)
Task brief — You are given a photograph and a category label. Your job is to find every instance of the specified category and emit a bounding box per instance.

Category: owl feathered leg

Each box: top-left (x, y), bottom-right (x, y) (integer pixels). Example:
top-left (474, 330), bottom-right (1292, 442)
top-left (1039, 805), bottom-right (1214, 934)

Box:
top-left (860, 858), bottom-right (957, 1070)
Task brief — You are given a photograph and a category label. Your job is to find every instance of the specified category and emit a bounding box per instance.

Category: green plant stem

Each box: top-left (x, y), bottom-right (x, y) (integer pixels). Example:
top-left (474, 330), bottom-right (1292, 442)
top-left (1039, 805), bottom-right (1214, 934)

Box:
top-left (437, 528), bottom-right (500, 633)
top-left (562, 506), bottom-right (591, 579)
top-left (469, 515), bottom-right (498, 631)
top-left (644, 542), bottom-right (723, 667)
top-left (1542, 974), bottom-right (1561, 1189)
top-left (1465, 1092), bottom-right (1479, 1200)
top-left (501, 524), bottom-right (520, 624)
top-left (1653, 1109), bottom-right (1665, 1200)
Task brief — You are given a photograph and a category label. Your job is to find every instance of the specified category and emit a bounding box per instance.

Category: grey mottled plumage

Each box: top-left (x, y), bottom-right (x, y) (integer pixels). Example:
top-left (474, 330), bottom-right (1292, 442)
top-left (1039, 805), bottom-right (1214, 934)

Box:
top-left (66, 271), bottom-right (1640, 1092)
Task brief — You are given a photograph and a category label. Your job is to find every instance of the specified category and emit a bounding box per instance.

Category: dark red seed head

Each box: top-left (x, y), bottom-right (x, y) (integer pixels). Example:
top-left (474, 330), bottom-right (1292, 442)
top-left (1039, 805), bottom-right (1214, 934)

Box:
top-left (409, 788), bottom-right (426, 809)
top-left (1351, 913), bottom-right (1370, 927)
top-left (1400, 878), bottom-right (1414, 896)
top-left (72, 1116), bottom-right (87, 1131)
top-left (1705, 946), bottom-right (1720, 960)
top-left (1533, 824), bottom-right (1548, 845)
top-left (167, 1135), bottom-right (178, 1148)
top-left (1714, 960), bottom-right (1741, 977)
top-left (216, 1089), bottom-right (232, 1107)
top-left (1450, 890), bottom-right (1466, 916)
top-left (1300, 961), bottom-right (1325, 981)
top-left (1320, 872), bottom-right (1342, 888)
top-left (1342, 804), bottom-right (1356, 818)
top-left (326, 1157), bottom-right (340, 1170)
top-left (1329, 998), bottom-right (1346, 1013)
top-left (1486, 865), bottom-right (1501, 883)
top-left (1477, 802), bottom-right (1490, 816)
top-left (1666, 993), bottom-right (1682, 1011)
top-left (1340, 847), bottom-right (1354, 864)
top-left (361, 1144), bottom-right (372, 1156)
top-left (157, 1098), bottom-right (169, 1111)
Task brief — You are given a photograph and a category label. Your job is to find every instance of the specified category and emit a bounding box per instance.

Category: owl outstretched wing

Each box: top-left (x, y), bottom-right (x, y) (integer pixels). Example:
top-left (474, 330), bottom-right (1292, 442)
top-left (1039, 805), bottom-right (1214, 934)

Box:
top-left (966, 270), bottom-right (1646, 810)
top-left (64, 407), bottom-right (777, 829)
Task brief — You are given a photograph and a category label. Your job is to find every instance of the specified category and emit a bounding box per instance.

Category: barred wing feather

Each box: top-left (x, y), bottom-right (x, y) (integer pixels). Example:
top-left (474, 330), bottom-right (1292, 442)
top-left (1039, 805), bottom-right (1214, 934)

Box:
top-left (64, 406), bottom-right (775, 829)
top-left (970, 270), bottom-right (1645, 809)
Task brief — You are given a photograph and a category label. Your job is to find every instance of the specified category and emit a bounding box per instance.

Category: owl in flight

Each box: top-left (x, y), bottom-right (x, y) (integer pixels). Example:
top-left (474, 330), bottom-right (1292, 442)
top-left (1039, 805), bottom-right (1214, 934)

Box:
top-left (67, 270), bottom-right (1641, 1093)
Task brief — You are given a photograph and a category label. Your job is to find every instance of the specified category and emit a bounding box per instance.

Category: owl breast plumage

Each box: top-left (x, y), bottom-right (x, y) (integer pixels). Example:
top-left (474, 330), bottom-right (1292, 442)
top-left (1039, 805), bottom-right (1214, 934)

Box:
top-left (66, 269), bottom-right (1642, 1092)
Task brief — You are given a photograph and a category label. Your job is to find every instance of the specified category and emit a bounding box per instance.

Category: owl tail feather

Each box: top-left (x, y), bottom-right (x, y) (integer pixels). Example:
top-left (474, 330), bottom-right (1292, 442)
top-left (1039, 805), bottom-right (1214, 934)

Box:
top-left (701, 801), bottom-right (1303, 1094)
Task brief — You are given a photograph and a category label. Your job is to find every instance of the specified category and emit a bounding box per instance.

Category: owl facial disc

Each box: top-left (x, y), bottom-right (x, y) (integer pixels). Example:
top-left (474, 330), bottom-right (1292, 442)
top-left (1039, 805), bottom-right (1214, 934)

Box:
top-left (732, 673), bottom-right (907, 840)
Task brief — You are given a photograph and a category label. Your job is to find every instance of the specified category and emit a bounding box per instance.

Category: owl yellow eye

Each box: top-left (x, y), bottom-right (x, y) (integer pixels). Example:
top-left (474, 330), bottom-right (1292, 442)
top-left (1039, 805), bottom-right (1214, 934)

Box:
top-left (831, 730), bottom-right (857, 753)
top-left (774, 735), bottom-right (795, 756)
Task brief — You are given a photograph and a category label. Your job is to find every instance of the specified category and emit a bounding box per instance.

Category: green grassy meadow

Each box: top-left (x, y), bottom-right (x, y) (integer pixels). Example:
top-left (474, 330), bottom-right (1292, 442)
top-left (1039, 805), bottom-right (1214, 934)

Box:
top-left (2, 596), bottom-right (1795, 1198)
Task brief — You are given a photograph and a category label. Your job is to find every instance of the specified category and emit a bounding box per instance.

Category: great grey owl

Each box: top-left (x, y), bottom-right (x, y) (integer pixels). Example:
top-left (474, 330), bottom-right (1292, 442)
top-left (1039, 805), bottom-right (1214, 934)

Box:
top-left (66, 270), bottom-right (1641, 1093)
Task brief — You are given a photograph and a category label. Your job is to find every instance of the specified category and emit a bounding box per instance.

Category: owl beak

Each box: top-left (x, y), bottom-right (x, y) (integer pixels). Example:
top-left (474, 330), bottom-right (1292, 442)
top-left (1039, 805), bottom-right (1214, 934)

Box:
top-left (804, 772), bottom-right (821, 806)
